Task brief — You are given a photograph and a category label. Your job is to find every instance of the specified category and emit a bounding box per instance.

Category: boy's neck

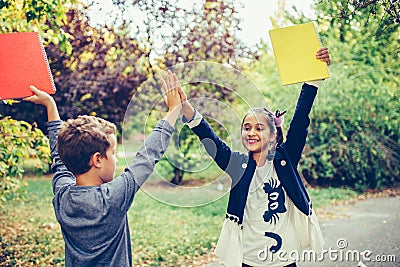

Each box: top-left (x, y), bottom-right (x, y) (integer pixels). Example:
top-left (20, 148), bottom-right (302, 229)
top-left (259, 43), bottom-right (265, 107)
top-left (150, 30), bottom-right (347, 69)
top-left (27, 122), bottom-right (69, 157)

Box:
top-left (75, 171), bottom-right (104, 186)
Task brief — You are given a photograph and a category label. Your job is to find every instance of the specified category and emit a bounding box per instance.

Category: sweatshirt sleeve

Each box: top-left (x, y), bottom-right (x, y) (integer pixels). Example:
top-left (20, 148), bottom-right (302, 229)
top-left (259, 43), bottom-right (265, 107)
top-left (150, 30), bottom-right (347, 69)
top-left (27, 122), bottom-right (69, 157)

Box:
top-left (283, 83), bottom-right (318, 166)
top-left (182, 111), bottom-right (246, 186)
top-left (109, 119), bottom-right (175, 211)
top-left (47, 120), bottom-right (76, 195)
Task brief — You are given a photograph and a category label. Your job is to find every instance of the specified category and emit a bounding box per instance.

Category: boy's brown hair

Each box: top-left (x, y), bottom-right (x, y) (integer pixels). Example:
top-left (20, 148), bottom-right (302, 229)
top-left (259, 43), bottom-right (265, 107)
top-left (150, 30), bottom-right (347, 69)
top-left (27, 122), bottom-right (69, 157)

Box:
top-left (57, 115), bottom-right (116, 175)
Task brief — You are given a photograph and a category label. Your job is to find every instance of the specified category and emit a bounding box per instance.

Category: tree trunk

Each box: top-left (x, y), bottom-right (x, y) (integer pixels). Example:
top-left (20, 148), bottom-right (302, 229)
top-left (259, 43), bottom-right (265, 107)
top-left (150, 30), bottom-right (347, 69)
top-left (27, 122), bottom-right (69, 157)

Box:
top-left (170, 167), bottom-right (184, 185)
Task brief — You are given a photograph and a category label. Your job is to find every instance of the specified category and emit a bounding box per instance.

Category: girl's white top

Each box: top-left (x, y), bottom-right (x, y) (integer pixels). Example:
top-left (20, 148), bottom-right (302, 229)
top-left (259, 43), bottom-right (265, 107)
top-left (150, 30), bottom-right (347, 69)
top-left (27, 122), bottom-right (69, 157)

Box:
top-left (215, 161), bottom-right (324, 267)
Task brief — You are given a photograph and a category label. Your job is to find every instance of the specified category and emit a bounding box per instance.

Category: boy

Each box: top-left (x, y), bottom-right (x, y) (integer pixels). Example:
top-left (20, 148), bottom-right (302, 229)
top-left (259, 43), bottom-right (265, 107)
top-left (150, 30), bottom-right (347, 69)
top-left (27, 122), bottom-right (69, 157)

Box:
top-left (23, 80), bottom-right (181, 266)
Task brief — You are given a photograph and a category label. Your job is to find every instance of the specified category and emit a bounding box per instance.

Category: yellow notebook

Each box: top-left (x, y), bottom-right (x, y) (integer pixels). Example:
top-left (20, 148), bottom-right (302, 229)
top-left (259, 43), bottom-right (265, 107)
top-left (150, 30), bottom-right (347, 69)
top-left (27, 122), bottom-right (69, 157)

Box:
top-left (269, 22), bottom-right (330, 85)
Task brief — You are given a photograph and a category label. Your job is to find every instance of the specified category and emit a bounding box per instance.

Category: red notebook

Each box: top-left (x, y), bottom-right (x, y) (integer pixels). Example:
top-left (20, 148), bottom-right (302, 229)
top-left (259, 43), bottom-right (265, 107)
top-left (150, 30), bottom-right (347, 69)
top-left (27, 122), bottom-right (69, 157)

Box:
top-left (0, 32), bottom-right (56, 100)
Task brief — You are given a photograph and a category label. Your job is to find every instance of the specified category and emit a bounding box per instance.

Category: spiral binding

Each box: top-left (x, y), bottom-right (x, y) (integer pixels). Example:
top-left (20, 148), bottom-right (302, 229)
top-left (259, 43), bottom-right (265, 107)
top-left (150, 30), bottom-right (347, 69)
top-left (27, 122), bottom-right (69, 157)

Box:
top-left (35, 32), bottom-right (57, 93)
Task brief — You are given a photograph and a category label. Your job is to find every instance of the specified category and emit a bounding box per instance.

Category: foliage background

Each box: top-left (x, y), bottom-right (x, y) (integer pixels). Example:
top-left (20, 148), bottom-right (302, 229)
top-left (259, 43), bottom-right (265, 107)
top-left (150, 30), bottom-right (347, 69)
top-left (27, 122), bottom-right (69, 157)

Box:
top-left (1, 0), bottom-right (399, 195)
top-left (0, 0), bottom-right (399, 265)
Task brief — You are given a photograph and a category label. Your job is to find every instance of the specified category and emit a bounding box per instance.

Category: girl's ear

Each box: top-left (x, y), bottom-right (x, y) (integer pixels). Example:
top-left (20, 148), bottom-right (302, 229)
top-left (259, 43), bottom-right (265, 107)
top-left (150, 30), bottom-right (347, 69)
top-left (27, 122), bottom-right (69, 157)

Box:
top-left (90, 152), bottom-right (102, 168)
top-left (270, 132), bottom-right (277, 143)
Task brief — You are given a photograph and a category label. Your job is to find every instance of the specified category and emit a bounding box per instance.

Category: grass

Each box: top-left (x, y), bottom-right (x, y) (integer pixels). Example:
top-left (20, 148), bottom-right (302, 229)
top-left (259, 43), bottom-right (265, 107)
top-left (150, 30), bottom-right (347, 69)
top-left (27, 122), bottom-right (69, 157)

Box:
top-left (129, 192), bottom-right (227, 266)
top-left (308, 187), bottom-right (359, 209)
top-left (1, 153), bottom-right (363, 266)
top-left (0, 173), bottom-right (363, 266)
top-left (0, 178), bottom-right (64, 266)
top-left (0, 175), bottom-right (228, 266)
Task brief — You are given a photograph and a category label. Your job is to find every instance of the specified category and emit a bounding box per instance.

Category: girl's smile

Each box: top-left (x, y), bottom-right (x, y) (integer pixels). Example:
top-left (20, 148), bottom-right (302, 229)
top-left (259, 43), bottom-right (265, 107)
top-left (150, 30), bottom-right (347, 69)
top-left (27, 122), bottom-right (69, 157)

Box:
top-left (241, 113), bottom-right (276, 155)
top-left (247, 138), bottom-right (260, 145)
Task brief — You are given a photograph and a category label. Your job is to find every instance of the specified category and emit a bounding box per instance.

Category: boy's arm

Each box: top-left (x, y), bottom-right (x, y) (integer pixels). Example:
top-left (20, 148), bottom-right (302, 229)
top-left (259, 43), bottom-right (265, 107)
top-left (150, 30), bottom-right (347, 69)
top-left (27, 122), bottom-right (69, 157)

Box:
top-left (24, 86), bottom-right (75, 193)
top-left (122, 119), bottom-right (175, 196)
top-left (126, 70), bottom-right (182, 185)
top-left (111, 71), bottom-right (181, 204)
top-left (47, 120), bottom-right (76, 193)
top-left (173, 74), bottom-right (237, 174)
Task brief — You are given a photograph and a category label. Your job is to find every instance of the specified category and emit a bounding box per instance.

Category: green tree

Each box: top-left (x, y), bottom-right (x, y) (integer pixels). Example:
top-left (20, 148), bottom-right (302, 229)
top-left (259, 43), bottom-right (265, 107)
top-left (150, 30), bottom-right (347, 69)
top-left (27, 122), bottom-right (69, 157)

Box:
top-left (113, 0), bottom-right (257, 184)
top-left (0, 116), bottom-right (51, 204)
top-left (0, 0), bottom-right (76, 202)
top-left (252, 0), bottom-right (400, 189)
top-left (314, 0), bottom-right (399, 42)
top-left (0, 0), bottom-right (77, 53)
top-left (309, 0), bottom-right (400, 189)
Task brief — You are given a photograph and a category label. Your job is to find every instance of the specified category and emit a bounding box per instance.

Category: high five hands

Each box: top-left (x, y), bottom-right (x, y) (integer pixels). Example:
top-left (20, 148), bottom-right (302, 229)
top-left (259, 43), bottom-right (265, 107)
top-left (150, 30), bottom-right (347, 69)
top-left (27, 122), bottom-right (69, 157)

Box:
top-left (161, 70), bottom-right (194, 121)
top-left (160, 70), bottom-right (182, 113)
top-left (159, 46), bottom-right (331, 123)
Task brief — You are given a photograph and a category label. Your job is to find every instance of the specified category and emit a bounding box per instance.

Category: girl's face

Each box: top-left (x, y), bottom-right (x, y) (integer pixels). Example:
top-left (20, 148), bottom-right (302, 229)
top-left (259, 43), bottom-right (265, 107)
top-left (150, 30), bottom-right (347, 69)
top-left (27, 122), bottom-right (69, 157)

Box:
top-left (241, 113), bottom-right (276, 154)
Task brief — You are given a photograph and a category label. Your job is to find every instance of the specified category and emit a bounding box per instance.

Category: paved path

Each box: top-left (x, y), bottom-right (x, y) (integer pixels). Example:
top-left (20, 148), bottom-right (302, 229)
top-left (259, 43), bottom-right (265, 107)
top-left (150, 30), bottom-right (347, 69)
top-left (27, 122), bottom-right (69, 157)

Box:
top-left (300, 196), bottom-right (400, 267)
top-left (205, 196), bottom-right (400, 267)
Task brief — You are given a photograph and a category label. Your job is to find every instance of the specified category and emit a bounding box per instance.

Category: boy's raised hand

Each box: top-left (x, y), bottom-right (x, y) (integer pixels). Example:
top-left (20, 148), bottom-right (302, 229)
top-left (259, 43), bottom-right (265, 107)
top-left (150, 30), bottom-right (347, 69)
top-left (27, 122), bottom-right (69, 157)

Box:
top-left (23, 85), bottom-right (60, 121)
top-left (161, 70), bottom-right (182, 112)
top-left (160, 70), bottom-right (183, 126)
top-left (23, 85), bottom-right (54, 107)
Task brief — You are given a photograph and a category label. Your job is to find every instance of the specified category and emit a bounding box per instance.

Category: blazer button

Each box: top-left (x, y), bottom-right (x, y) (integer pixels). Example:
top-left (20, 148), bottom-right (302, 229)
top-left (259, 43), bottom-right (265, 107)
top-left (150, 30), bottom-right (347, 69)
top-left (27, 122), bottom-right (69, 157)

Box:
top-left (280, 160), bottom-right (286, 166)
top-left (242, 163), bottom-right (247, 169)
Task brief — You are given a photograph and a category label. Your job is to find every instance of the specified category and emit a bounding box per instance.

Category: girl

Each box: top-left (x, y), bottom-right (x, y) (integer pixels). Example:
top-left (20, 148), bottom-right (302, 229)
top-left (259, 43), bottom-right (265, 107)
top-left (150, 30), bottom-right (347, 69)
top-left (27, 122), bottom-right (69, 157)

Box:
top-left (162, 47), bottom-right (331, 267)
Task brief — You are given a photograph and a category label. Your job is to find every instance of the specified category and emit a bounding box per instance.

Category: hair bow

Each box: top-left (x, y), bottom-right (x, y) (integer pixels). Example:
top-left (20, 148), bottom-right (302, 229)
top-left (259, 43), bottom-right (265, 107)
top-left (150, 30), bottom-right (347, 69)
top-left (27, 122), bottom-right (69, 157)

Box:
top-left (274, 110), bottom-right (286, 127)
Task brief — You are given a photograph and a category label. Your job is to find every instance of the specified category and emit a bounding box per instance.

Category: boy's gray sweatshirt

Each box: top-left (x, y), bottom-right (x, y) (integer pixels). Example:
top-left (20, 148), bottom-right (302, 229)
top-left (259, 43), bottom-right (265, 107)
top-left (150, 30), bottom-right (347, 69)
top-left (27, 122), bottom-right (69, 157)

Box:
top-left (47, 119), bottom-right (174, 267)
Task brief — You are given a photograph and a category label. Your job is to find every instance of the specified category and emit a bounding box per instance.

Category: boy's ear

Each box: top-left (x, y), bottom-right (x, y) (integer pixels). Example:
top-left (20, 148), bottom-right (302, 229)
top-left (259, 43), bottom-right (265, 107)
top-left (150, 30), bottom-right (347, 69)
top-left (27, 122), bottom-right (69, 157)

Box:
top-left (90, 152), bottom-right (102, 168)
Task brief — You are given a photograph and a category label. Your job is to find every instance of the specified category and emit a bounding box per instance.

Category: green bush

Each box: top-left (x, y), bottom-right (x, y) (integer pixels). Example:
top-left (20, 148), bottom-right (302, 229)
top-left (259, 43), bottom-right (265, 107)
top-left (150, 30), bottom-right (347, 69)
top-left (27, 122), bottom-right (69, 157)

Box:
top-left (0, 116), bottom-right (51, 204)
top-left (246, 44), bottom-right (399, 190)
top-left (301, 62), bottom-right (399, 190)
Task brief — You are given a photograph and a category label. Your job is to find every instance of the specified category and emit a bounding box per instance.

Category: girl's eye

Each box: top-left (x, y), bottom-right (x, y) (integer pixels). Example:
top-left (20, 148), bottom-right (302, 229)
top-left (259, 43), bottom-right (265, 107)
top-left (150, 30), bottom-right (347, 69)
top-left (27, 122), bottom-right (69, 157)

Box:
top-left (257, 127), bottom-right (264, 131)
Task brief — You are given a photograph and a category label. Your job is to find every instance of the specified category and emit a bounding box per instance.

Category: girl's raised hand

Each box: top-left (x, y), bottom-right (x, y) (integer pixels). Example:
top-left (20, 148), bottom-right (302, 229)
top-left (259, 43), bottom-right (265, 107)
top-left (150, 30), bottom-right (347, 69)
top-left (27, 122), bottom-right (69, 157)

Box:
top-left (316, 47), bottom-right (331, 66)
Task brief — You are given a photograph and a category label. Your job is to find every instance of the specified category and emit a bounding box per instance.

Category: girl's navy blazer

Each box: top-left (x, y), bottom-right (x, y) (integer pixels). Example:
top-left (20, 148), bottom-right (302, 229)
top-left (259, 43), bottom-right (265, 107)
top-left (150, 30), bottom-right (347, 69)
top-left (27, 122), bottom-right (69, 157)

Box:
top-left (190, 83), bottom-right (318, 225)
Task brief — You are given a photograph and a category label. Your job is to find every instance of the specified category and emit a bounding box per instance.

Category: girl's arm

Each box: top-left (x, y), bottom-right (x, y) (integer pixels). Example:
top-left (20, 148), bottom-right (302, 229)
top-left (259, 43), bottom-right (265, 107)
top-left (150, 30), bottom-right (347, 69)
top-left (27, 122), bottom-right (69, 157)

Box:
top-left (284, 84), bottom-right (318, 165)
top-left (189, 112), bottom-right (235, 172)
top-left (283, 48), bottom-right (331, 165)
top-left (163, 71), bottom-right (239, 174)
